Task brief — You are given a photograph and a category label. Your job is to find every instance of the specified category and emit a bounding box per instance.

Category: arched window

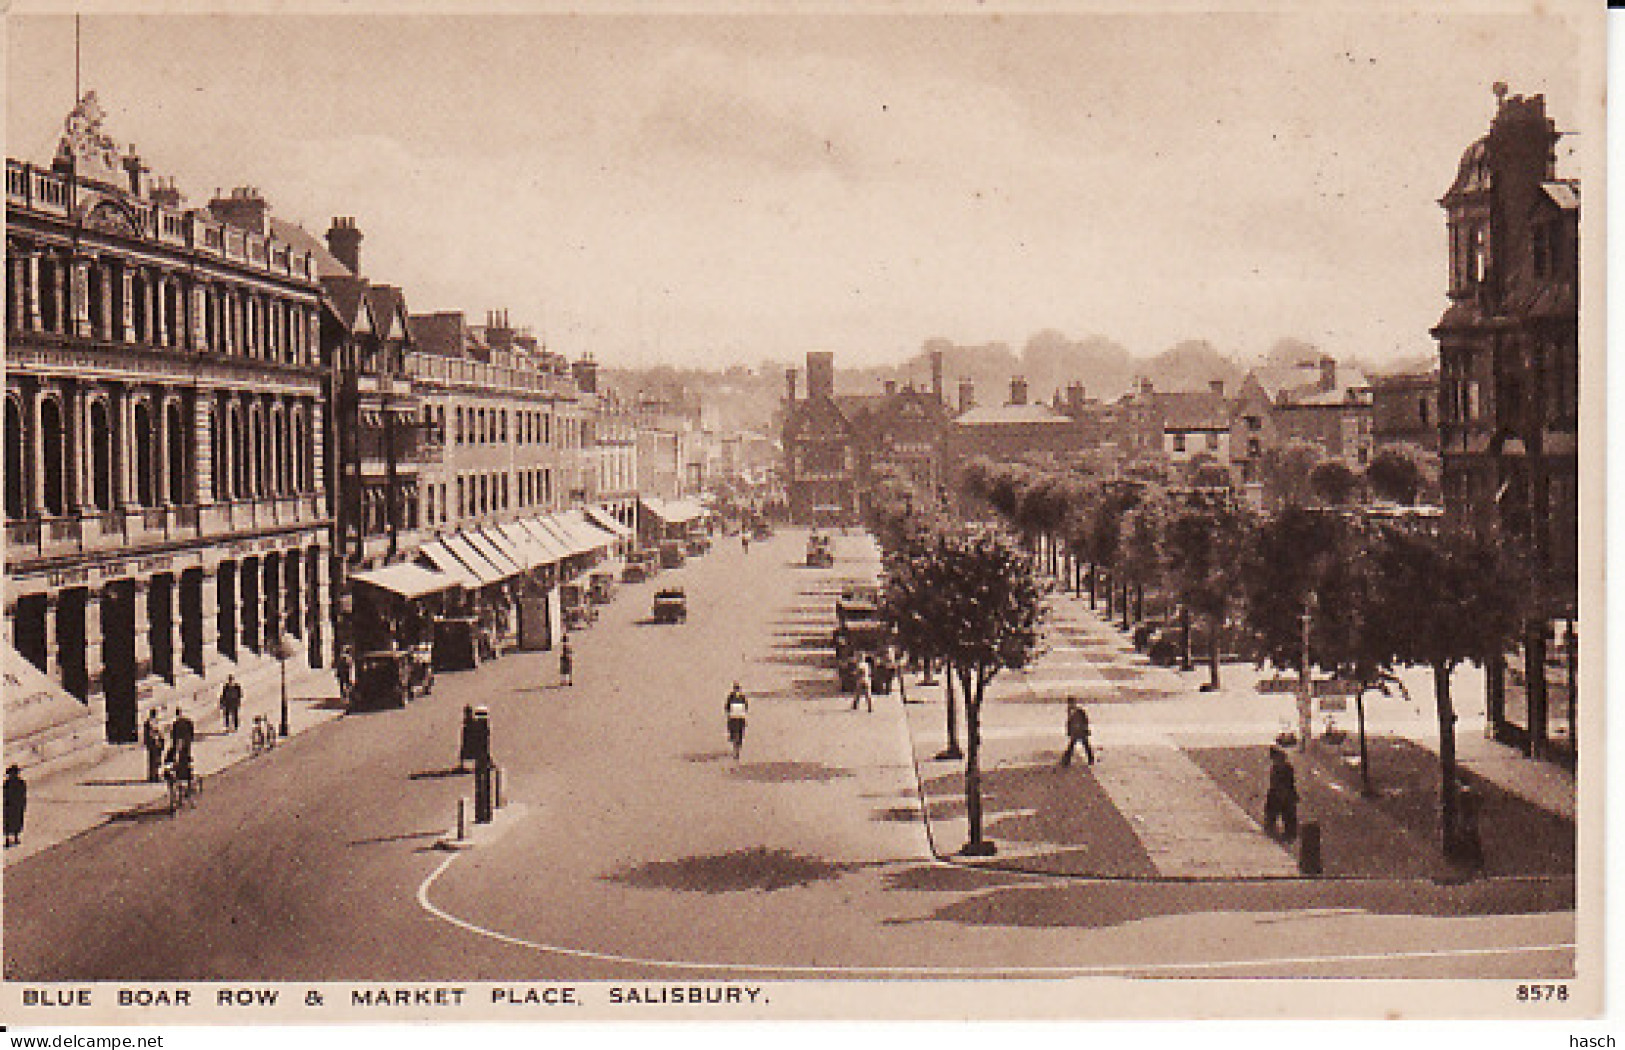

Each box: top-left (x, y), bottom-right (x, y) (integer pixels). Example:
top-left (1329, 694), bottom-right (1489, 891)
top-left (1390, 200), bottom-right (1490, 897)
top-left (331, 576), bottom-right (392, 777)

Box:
top-left (132, 400), bottom-right (154, 508)
top-left (166, 401), bottom-right (186, 505)
top-left (5, 396), bottom-right (25, 519)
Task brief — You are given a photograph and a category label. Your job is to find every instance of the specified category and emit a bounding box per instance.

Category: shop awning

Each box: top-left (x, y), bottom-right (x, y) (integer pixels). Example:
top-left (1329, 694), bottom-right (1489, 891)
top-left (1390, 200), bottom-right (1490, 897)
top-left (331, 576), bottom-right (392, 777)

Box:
top-left (417, 540), bottom-right (482, 590)
top-left (443, 533), bottom-right (510, 585)
top-left (585, 505), bottom-right (633, 539)
top-left (515, 518), bottom-right (573, 562)
top-left (464, 529), bottom-right (524, 579)
top-left (532, 515), bottom-right (589, 557)
top-left (478, 525), bottom-right (537, 572)
top-left (500, 520), bottom-right (563, 566)
top-left (352, 562), bottom-right (459, 599)
top-left (4, 642), bottom-right (90, 744)
top-left (560, 508), bottom-right (616, 552)
top-left (641, 496), bottom-right (704, 526)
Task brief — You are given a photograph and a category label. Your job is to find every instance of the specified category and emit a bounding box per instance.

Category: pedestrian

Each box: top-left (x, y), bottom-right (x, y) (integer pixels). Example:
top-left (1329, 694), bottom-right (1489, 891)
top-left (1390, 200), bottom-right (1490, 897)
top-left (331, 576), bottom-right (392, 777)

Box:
top-left (168, 707), bottom-right (196, 768)
top-left (219, 674), bottom-right (243, 732)
top-left (142, 709), bottom-right (167, 782)
top-left (457, 704), bottom-right (477, 773)
top-left (3, 765), bottom-right (25, 846)
top-left (850, 657), bottom-right (873, 713)
top-left (742, 533), bottom-right (750, 554)
top-left (335, 648), bottom-right (354, 706)
top-left (1060, 697), bottom-right (1095, 767)
top-left (1263, 746), bottom-right (1298, 840)
top-left (559, 636), bottom-right (574, 687)
top-left (468, 706), bottom-right (493, 770)
top-left (725, 682), bottom-right (749, 759)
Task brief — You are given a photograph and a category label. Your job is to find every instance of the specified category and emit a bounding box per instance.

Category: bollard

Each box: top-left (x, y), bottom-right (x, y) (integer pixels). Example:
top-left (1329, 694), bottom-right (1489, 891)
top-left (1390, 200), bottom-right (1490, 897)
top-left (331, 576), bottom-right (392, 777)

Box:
top-left (456, 798), bottom-right (466, 841)
top-left (474, 761), bottom-right (494, 824)
top-left (1298, 821), bottom-right (1323, 876)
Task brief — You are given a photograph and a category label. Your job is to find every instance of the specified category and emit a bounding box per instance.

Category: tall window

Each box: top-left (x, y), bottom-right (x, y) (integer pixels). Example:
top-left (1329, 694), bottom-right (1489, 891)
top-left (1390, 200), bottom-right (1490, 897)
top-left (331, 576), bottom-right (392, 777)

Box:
top-left (5, 397), bottom-right (24, 518)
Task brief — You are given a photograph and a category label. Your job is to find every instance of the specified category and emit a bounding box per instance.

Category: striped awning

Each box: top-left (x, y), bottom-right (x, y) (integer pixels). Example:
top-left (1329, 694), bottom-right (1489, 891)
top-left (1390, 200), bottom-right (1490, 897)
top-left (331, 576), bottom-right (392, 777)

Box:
top-left (417, 540), bottom-right (482, 589)
top-left (585, 505), bottom-right (633, 539)
top-left (352, 562), bottom-right (458, 599)
top-left (443, 533), bottom-right (510, 585)
top-left (463, 529), bottom-right (523, 579)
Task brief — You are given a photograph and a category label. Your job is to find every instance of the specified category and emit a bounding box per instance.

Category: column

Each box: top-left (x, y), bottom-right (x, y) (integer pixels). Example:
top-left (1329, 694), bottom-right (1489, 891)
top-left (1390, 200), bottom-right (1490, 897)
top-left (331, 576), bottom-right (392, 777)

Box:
top-left (264, 556), bottom-right (283, 650)
top-left (84, 588), bottom-right (104, 699)
top-left (118, 267), bottom-right (135, 342)
top-left (50, 254), bottom-right (68, 334)
top-left (191, 283), bottom-right (208, 350)
top-left (118, 385), bottom-right (138, 510)
top-left (70, 254), bottom-right (92, 338)
top-left (96, 259), bottom-right (114, 341)
top-left (7, 254), bottom-right (23, 332)
top-left (194, 388), bottom-right (215, 506)
top-left (197, 569), bottom-right (218, 678)
top-left (65, 382), bottom-right (84, 514)
top-left (132, 578), bottom-right (152, 679)
top-left (153, 577), bottom-right (176, 684)
top-left (41, 592), bottom-right (60, 680)
top-left (23, 250), bottom-right (42, 332)
top-left (156, 395), bottom-right (173, 506)
top-left (311, 549), bottom-right (330, 668)
top-left (156, 273), bottom-right (172, 348)
top-left (137, 270), bottom-right (155, 345)
top-left (27, 383), bottom-right (44, 516)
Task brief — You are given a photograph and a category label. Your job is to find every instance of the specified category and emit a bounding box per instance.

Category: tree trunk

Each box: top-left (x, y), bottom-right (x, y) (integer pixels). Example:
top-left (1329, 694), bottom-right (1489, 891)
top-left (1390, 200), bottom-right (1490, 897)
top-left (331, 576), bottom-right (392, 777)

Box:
top-left (1120, 581), bottom-right (1131, 630)
top-left (961, 672), bottom-right (995, 855)
top-left (1087, 564), bottom-right (1097, 609)
top-left (939, 663), bottom-right (963, 760)
top-left (1355, 686), bottom-right (1373, 796)
top-left (1524, 622), bottom-right (1548, 760)
top-left (1134, 583), bottom-right (1144, 624)
top-left (1179, 606), bottom-right (1192, 671)
top-left (1206, 615), bottom-right (1221, 690)
top-left (1434, 659), bottom-right (1460, 856)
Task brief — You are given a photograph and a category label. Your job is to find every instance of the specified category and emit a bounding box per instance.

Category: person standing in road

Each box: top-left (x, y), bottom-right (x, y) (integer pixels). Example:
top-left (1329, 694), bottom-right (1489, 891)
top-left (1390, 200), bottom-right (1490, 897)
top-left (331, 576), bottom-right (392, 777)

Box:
top-left (142, 709), bottom-right (167, 782)
top-left (725, 683), bottom-right (749, 760)
top-left (559, 636), bottom-right (574, 687)
top-left (1263, 746), bottom-right (1299, 840)
top-left (850, 657), bottom-right (873, 713)
top-left (219, 675), bottom-right (243, 732)
top-left (168, 708), bottom-right (196, 768)
top-left (3, 765), bottom-right (26, 846)
top-left (1060, 698), bottom-right (1095, 767)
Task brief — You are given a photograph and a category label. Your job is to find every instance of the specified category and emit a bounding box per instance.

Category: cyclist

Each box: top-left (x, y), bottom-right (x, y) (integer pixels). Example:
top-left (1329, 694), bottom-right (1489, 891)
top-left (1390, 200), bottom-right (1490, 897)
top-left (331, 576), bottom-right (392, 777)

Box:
top-left (250, 714), bottom-right (276, 755)
top-left (724, 682), bottom-right (749, 760)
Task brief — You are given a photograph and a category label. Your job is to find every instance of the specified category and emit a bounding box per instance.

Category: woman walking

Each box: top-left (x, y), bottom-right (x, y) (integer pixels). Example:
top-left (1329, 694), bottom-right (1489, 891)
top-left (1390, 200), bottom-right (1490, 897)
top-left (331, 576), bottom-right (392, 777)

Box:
top-left (724, 683), bottom-right (749, 760)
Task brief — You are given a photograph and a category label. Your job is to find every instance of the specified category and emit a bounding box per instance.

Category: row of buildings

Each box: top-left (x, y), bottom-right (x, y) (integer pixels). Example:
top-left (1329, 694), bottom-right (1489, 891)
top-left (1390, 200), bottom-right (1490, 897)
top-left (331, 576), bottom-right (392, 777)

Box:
top-left (782, 87), bottom-right (1578, 763)
top-left (3, 94), bottom-right (721, 756)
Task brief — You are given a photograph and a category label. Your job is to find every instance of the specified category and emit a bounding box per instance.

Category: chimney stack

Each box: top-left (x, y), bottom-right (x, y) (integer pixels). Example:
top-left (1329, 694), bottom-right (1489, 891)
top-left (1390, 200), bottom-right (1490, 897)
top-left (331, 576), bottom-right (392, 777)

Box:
top-left (958, 378), bottom-right (975, 414)
top-left (930, 348), bottom-right (944, 405)
top-left (1066, 382), bottom-right (1086, 413)
top-left (209, 186), bottom-right (269, 237)
top-left (1318, 355), bottom-right (1337, 393)
top-left (806, 351), bottom-right (835, 399)
top-left (571, 355), bottom-right (599, 395)
top-left (1138, 376), bottom-right (1154, 397)
top-left (326, 216), bottom-right (363, 275)
top-left (883, 379), bottom-right (897, 396)
top-left (1009, 375), bottom-right (1029, 406)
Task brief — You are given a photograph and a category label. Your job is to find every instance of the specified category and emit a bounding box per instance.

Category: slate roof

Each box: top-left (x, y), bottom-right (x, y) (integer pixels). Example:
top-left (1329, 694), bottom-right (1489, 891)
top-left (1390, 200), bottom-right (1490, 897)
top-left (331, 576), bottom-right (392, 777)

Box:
top-left (268, 218), bottom-right (352, 278)
top-left (953, 403), bottom-right (1072, 427)
top-left (1152, 391), bottom-right (1232, 430)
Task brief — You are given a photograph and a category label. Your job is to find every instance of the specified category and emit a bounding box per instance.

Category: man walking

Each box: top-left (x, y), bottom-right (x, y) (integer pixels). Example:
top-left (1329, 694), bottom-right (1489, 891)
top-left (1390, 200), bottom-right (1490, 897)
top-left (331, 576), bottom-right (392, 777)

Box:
top-left (559, 636), bottom-right (574, 687)
top-left (168, 707), bottom-right (196, 769)
top-left (1060, 698), bottom-right (1095, 767)
top-left (850, 657), bottom-right (873, 713)
top-left (142, 709), bottom-right (167, 782)
top-left (1263, 746), bottom-right (1299, 840)
top-left (218, 675), bottom-right (243, 732)
top-left (3, 765), bottom-right (26, 847)
top-left (725, 682), bottom-right (749, 760)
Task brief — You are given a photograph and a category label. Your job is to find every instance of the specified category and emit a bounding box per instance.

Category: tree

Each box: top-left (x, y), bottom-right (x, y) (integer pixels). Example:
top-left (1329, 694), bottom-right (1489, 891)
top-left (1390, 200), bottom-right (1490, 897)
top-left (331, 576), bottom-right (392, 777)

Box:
top-left (1258, 439), bottom-right (1325, 508)
top-left (884, 526), bottom-right (1044, 856)
top-left (1364, 523), bottom-right (1527, 857)
top-left (1366, 445), bottom-right (1427, 505)
top-left (1309, 460), bottom-right (1363, 506)
top-left (1164, 498), bottom-right (1252, 690)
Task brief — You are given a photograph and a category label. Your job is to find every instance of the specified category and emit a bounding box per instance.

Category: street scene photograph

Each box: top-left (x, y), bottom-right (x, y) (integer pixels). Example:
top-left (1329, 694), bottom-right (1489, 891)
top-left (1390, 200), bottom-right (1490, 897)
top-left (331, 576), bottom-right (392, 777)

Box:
top-left (0, 0), bottom-right (1602, 1022)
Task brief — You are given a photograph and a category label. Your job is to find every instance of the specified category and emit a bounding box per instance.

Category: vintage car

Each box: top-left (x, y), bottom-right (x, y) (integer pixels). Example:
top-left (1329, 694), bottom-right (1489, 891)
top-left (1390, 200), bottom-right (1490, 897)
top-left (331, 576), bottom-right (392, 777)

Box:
top-left (834, 617), bottom-right (892, 691)
top-left (805, 533), bottom-right (834, 567)
top-left (751, 521), bottom-right (773, 542)
top-left (561, 582), bottom-right (597, 629)
top-left (659, 540), bottom-right (687, 569)
top-left (685, 531), bottom-right (712, 556)
top-left (835, 584), bottom-right (882, 625)
top-left (432, 615), bottom-right (482, 672)
top-left (352, 649), bottom-right (414, 710)
top-left (589, 571), bottom-right (616, 605)
top-left (621, 558), bottom-right (649, 584)
top-left (652, 587), bottom-right (688, 624)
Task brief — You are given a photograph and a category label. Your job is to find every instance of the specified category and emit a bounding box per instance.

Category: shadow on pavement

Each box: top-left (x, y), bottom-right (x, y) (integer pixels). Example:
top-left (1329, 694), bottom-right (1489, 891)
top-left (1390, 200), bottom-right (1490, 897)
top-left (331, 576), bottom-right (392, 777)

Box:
top-left (606, 846), bottom-right (871, 893)
top-left (408, 767), bottom-right (467, 781)
top-left (729, 761), bottom-right (853, 783)
top-left (80, 777), bottom-right (153, 788)
top-left (681, 750), bottom-right (732, 764)
top-left (347, 829), bottom-right (446, 847)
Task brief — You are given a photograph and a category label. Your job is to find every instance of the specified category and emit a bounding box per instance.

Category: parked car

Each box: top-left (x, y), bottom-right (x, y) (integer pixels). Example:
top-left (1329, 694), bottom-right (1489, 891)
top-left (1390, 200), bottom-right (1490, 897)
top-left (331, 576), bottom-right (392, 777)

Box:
top-left (652, 587), bottom-right (688, 624)
top-left (352, 649), bottom-right (413, 710)
top-left (836, 584), bottom-right (881, 625)
top-left (589, 571), bottom-right (616, 604)
top-left (659, 540), bottom-right (687, 569)
top-left (752, 522), bottom-right (773, 542)
top-left (621, 559), bottom-right (649, 584)
top-left (432, 615), bottom-right (482, 671)
top-left (806, 533), bottom-right (834, 567)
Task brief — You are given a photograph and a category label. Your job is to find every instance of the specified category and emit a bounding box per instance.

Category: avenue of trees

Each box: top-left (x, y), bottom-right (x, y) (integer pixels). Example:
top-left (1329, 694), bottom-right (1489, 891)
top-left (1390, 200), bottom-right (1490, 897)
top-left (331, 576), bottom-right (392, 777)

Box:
top-left (869, 452), bottom-right (1526, 861)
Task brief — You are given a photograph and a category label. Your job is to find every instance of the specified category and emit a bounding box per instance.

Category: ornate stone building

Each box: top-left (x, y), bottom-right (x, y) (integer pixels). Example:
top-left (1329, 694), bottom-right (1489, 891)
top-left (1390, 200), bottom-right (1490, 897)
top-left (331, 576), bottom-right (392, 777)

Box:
top-left (5, 95), bottom-right (330, 746)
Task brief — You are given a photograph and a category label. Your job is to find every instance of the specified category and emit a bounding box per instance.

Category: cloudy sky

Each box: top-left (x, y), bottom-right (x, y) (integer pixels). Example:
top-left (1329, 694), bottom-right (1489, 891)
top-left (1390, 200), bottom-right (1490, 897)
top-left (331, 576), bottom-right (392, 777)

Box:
top-left (7, 6), bottom-right (1587, 369)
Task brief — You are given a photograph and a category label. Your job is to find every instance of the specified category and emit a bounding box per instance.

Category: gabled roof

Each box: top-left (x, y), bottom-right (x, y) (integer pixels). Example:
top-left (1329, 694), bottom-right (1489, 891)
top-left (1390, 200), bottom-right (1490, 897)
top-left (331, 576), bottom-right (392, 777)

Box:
top-left (269, 218), bottom-right (352, 278)
top-left (320, 275), bottom-right (373, 334)
top-left (1152, 391), bottom-right (1231, 431)
top-left (1541, 180), bottom-right (1580, 212)
top-left (365, 284), bottom-right (412, 343)
top-left (954, 402), bottom-right (1072, 427)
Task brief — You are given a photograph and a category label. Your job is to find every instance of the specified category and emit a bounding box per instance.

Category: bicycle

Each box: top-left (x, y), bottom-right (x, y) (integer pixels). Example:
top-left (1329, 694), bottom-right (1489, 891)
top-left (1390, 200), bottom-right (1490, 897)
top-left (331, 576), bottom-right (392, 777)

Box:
top-left (250, 715), bottom-right (277, 756)
top-left (163, 761), bottom-right (203, 813)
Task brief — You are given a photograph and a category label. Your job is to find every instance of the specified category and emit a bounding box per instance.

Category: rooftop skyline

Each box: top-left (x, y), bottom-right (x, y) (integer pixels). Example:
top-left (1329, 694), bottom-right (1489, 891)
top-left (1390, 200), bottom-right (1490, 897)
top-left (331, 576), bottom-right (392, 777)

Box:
top-left (7, 8), bottom-right (1584, 370)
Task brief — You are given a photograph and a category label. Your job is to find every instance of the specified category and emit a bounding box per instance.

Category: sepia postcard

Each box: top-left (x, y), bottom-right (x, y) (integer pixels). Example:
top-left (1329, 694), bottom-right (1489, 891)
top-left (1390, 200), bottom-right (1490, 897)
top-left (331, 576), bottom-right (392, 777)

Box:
top-left (0, 0), bottom-right (1605, 1027)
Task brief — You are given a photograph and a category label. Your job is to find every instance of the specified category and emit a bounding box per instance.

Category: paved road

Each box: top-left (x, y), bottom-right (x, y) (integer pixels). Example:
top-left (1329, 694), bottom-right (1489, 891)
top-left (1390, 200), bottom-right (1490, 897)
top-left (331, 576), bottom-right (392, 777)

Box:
top-left (3, 529), bottom-right (1574, 981)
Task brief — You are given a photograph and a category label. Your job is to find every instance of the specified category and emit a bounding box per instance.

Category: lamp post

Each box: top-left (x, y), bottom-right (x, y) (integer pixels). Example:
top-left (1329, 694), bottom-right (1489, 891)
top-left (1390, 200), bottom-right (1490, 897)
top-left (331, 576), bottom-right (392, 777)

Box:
top-left (274, 635), bottom-right (298, 737)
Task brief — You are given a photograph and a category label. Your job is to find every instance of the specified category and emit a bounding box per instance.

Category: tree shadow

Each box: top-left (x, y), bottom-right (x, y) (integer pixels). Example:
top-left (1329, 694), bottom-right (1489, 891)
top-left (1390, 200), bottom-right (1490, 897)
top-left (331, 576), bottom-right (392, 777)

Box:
top-left (729, 761), bottom-right (853, 783)
top-left (606, 847), bottom-right (870, 893)
top-left (347, 829), bottom-right (446, 847)
top-left (408, 767), bottom-right (467, 781)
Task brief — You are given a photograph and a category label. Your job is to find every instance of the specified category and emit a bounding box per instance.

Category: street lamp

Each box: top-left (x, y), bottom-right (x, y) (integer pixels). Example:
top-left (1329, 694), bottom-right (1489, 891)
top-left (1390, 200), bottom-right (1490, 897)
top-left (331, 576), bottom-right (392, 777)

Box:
top-left (273, 635), bottom-right (299, 737)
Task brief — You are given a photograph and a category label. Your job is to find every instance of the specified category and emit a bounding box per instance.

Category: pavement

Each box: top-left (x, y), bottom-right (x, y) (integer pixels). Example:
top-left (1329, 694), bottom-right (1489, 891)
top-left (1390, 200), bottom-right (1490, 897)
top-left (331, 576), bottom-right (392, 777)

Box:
top-left (891, 556), bottom-right (1578, 882)
top-left (3, 652), bottom-right (345, 866)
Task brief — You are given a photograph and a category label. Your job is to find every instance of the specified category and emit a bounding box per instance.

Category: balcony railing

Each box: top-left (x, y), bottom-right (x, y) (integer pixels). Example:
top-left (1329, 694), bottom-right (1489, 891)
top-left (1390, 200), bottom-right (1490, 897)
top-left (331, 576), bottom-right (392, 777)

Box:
top-left (6, 495), bottom-right (331, 565)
